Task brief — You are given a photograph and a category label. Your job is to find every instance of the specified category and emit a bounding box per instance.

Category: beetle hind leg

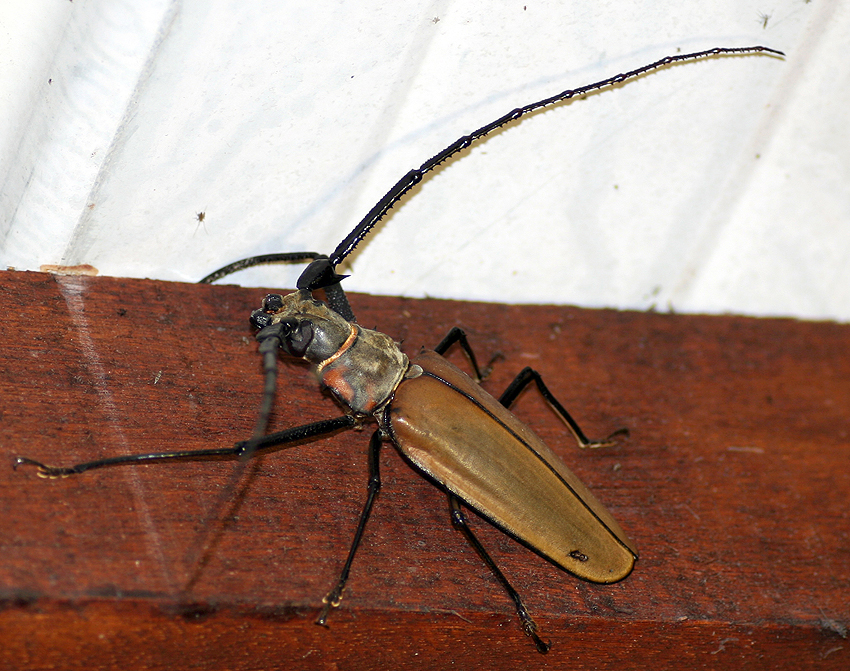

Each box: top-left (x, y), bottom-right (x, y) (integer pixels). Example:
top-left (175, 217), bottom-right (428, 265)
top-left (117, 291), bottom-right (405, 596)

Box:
top-left (499, 367), bottom-right (628, 449)
top-left (448, 495), bottom-right (551, 654)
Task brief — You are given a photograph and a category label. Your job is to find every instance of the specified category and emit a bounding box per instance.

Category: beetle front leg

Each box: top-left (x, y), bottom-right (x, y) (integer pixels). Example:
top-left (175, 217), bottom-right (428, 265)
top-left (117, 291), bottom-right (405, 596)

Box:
top-left (13, 416), bottom-right (357, 478)
top-left (316, 429), bottom-right (383, 625)
top-left (448, 495), bottom-right (550, 654)
top-left (498, 367), bottom-right (628, 449)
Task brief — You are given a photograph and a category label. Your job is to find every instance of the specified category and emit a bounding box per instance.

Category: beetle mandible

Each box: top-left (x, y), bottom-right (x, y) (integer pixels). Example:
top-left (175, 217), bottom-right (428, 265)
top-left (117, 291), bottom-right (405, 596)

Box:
top-left (16, 45), bottom-right (784, 653)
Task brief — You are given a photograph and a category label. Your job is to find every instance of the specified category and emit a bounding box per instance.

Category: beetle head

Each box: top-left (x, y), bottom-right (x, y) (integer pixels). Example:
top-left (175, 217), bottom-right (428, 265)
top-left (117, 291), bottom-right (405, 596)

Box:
top-left (250, 290), bottom-right (352, 363)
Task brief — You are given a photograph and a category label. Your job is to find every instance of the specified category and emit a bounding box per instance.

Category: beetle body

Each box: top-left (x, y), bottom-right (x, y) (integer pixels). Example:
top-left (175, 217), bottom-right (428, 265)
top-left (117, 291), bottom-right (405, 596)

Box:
top-left (389, 350), bottom-right (636, 582)
top-left (256, 289), bottom-right (637, 585)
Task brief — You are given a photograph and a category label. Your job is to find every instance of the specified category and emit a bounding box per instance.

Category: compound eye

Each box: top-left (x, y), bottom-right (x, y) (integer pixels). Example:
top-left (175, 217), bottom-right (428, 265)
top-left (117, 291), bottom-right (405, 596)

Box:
top-left (262, 294), bottom-right (284, 312)
top-left (250, 309), bottom-right (273, 329)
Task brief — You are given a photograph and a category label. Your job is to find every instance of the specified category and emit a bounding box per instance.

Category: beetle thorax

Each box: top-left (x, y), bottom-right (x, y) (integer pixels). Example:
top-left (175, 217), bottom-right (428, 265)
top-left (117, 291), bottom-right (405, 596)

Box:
top-left (263, 290), bottom-right (409, 416)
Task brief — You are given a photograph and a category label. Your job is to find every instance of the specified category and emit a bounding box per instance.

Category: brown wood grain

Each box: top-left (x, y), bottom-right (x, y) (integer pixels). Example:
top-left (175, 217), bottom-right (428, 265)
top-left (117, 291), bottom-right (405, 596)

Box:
top-left (0, 270), bottom-right (848, 669)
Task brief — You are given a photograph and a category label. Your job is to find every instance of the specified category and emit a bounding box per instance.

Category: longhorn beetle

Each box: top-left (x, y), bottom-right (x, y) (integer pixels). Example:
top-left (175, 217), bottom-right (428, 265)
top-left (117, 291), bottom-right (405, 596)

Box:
top-left (16, 46), bottom-right (784, 653)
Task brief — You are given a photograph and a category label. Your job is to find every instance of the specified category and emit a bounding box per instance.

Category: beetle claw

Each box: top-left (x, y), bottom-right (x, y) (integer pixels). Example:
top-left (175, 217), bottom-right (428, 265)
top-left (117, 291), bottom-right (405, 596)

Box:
top-left (522, 620), bottom-right (551, 654)
top-left (532, 636), bottom-right (552, 655)
top-left (583, 426), bottom-right (630, 449)
top-left (316, 589), bottom-right (344, 626)
top-left (13, 457), bottom-right (73, 479)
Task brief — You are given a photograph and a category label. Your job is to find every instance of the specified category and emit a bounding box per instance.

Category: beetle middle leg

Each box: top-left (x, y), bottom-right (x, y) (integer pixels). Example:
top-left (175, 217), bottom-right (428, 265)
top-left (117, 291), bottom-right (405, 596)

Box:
top-left (316, 428), bottom-right (383, 625)
top-left (448, 495), bottom-right (550, 654)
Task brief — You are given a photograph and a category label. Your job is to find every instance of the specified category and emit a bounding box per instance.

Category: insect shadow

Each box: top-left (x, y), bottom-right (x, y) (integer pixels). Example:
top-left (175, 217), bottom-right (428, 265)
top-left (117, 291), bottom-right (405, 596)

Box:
top-left (16, 45), bottom-right (784, 654)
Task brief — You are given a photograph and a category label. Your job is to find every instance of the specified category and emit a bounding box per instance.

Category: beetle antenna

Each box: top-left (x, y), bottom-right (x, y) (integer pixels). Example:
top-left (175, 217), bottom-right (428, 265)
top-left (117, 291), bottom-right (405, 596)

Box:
top-left (199, 46), bottom-right (782, 289)
top-left (181, 322), bottom-right (287, 591)
top-left (326, 45), bottom-right (782, 268)
top-left (199, 252), bottom-right (322, 284)
top-left (247, 324), bottom-right (287, 447)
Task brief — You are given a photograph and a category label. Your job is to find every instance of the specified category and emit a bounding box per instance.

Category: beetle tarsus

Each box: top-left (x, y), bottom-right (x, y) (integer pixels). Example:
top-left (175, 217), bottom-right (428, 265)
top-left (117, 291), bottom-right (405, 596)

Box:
top-left (13, 457), bottom-right (73, 479)
top-left (583, 427), bottom-right (630, 449)
top-left (608, 427), bottom-right (630, 440)
top-left (479, 352), bottom-right (505, 382)
top-left (315, 591), bottom-right (342, 627)
top-left (515, 599), bottom-right (550, 653)
top-left (525, 624), bottom-right (551, 655)
top-left (532, 636), bottom-right (551, 654)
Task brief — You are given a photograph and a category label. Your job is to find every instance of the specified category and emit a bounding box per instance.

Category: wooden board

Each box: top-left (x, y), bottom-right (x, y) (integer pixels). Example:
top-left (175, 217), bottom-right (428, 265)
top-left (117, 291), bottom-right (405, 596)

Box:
top-left (0, 270), bottom-right (847, 669)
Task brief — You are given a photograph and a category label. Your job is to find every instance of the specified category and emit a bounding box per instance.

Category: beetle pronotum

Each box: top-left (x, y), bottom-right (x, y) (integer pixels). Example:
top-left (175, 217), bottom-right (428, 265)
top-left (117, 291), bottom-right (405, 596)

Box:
top-left (16, 45), bottom-right (783, 653)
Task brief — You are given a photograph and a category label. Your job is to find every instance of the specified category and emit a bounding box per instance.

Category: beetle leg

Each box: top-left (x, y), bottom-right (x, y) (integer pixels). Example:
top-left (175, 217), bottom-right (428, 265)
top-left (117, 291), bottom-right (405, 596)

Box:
top-left (498, 367), bottom-right (628, 449)
top-left (433, 327), bottom-right (489, 380)
top-left (316, 428), bottom-right (383, 626)
top-left (13, 416), bottom-right (357, 478)
top-left (448, 495), bottom-right (551, 654)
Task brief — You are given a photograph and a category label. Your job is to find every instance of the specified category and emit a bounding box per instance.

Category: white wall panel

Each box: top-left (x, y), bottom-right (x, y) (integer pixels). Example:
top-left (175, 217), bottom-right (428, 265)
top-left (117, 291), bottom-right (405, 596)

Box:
top-left (2, 0), bottom-right (846, 320)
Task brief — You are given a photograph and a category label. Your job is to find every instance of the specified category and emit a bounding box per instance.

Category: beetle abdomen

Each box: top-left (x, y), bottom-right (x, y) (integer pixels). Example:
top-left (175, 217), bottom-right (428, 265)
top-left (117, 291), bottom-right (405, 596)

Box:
top-left (385, 351), bottom-right (637, 583)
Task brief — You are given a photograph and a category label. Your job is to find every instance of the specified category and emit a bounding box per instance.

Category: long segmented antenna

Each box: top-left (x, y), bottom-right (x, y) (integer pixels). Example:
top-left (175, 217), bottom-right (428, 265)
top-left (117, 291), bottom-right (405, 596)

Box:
top-left (326, 46), bottom-right (783, 268)
top-left (201, 46), bottom-right (783, 288)
top-left (199, 252), bottom-right (321, 285)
